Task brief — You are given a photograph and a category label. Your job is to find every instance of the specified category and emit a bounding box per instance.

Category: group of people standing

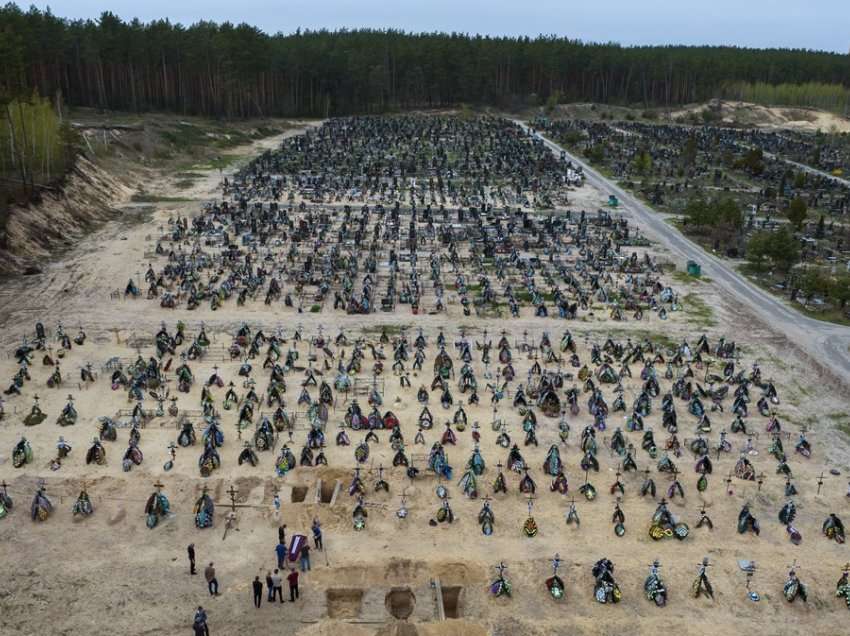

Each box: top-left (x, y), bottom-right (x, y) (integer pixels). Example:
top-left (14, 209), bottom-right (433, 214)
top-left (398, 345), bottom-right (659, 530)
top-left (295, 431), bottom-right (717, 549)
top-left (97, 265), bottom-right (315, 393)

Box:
top-left (191, 518), bottom-right (324, 632)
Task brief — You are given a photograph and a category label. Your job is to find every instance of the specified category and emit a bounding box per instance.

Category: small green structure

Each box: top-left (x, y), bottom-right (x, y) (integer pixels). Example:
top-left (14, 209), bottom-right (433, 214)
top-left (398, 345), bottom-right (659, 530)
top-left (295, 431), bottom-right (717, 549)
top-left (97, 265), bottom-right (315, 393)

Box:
top-left (686, 260), bottom-right (702, 277)
top-left (608, 194), bottom-right (619, 208)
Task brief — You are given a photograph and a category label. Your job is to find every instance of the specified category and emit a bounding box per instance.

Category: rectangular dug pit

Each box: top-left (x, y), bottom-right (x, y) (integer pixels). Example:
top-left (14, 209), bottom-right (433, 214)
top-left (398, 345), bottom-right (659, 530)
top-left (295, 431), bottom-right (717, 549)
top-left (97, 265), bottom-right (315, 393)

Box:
top-left (441, 586), bottom-right (462, 618)
top-left (326, 588), bottom-right (364, 618)
top-left (291, 486), bottom-right (308, 503)
top-left (320, 480), bottom-right (336, 503)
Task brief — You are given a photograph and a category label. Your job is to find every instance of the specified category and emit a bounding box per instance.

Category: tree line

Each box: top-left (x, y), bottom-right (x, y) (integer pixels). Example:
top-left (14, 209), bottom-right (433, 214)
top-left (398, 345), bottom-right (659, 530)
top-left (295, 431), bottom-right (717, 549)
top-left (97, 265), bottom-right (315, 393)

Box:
top-left (719, 81), bottom-right (850, 115)
top-left (0, 93), bottom-right (73, 247)
top-left (1, 4), bottom-right (849, 119)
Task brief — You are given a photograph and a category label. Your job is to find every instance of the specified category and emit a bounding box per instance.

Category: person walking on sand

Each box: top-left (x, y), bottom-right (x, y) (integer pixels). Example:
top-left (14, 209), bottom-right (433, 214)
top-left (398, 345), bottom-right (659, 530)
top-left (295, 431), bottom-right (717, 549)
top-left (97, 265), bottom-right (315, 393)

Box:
top-left (271, 569), bottom-right (284, 603)
top-left (252, 576), bottom-right (263, 608)
top-left (265, 571), bottom-right (274, 602)
top-left (311, 518), bottom-right (323, 551)
top-left (287, 568), bottom-right (300, 602)
top-left (278, 523), bottom-right (287, 546)
top-left (188, 544), bottom-right (196, 575)
top-left (299, 543), bottom-right (311, 572)
top-left (193, 606), bottom-right (209, 636)
top-left (275, 541), bottom-right (287, 569)
top-left (205, 563), bottom-right (219, 596)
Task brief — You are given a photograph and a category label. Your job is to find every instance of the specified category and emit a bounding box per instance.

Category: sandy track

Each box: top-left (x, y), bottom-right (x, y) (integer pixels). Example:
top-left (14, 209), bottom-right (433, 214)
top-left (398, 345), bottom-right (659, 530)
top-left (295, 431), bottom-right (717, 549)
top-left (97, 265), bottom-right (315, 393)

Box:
top-left (518, 120), bottom-right (850, 387)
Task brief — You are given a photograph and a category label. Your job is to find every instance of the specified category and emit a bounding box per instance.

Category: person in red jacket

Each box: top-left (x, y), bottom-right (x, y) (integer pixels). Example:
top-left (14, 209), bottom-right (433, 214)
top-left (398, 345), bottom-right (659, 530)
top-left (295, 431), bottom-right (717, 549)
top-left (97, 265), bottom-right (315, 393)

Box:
top-left (287, 568), bottom-right (299, 602)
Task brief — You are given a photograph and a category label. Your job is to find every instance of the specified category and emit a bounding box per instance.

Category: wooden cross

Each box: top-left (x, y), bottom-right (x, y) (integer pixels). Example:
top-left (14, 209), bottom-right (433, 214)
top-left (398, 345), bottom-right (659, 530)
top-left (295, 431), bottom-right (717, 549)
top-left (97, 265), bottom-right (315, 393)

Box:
top-left (817, 471), bottom-right (825, 495)
top-left (725, 470), bottom-right (734, 495)
top-left (168, 442), bottom-right (177, 461)
top-left (526, 492), bottom-right (537, 515)
top-left (228, 484), bottom-right (238, 512)
top-left (756, 472), bottom-right (765, 491)
top-left (153, 480), bottom-right (165, 492)
top-left (745, 561), bottom-right (757, 590)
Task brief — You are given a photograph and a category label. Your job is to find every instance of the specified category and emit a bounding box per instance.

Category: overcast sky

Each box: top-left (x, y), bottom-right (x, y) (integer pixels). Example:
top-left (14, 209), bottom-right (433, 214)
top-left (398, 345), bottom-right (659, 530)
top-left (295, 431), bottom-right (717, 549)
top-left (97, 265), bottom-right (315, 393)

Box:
top-left (29, 0), bottom-right (850, 53)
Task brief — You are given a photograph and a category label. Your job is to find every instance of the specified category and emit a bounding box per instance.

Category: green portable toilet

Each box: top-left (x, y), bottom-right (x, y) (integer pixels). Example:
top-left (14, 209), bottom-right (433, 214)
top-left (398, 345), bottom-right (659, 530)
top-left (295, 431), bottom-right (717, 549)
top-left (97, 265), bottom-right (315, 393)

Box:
top-left (608, 195), bottom-right (619, 208)
top-left (686, 260), bottom-right (701, 277)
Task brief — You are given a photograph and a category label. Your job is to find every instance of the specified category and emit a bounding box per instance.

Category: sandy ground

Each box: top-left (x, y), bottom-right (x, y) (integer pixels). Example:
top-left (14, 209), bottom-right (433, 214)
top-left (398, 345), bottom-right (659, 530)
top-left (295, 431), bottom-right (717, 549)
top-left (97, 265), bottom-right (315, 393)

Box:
top-left (1, 121), bottom-right (849, 636)
top-left (550, 101), bottom-right (850, 133)
top-left (668, 101), bottom-right (850, 133)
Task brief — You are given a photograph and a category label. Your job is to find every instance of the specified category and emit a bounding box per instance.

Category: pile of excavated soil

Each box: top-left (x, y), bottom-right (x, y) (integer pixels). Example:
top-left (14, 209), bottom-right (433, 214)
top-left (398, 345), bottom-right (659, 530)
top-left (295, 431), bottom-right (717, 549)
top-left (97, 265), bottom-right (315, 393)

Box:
top-left (0, 155), bottom-right (135, 274)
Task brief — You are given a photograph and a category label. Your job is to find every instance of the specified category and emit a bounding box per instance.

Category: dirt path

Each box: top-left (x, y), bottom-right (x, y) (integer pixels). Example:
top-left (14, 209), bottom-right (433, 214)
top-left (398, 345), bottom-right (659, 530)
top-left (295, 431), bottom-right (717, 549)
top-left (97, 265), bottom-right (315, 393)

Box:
top-left (518, 120), bottom-right (850, 387)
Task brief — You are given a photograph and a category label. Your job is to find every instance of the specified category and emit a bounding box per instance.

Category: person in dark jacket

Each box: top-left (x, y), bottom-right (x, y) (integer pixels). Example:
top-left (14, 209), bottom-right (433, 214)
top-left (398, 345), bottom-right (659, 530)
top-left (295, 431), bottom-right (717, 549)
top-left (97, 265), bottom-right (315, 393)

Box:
top-left (311, 518), bottom-right (323, 550)
top-left (204, 563), bottom-right (219, 596)
top-left (287, 568), bottom-right (299, 602)
top-left (265, 571), bottom-right (274, 602)
top-left (252, 576), bottom-right (263, 608)
top-left (188, 544), bottom-right (196, 575)
top-left (193, 606), bottom-right (209, 636)
top-left (275, 542), bottom-right (287, 569)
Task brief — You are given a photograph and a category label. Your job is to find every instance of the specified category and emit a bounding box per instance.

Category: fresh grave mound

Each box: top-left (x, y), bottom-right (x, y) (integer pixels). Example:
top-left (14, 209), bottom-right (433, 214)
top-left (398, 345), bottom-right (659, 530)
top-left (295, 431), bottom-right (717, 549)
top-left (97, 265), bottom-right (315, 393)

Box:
top-left (386, 588), bottom-right (416, 619)
top-left (326, 588), bottom-right (364, 619)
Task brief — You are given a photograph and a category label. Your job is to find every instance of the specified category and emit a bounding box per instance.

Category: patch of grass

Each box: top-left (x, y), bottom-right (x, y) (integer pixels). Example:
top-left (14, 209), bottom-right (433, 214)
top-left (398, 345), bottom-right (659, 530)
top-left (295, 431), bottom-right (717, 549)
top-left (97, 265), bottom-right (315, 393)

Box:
top-left (174, 179), bottom-right (194, 190)
top-left (742, 271), bottom-right (850, 327)
top-left (795, 304), bottom-right (850, 327)
top-left (670, 270), bottom-right (711, 284)
top-left (309, 304), bottom-right (322, 313)
top-left (826, 412), bottom-right (850, 440)
top-left (207, 154), bottom-right (246, 170)
top-left (175, 172), bottom-right (206, 179)
top-left (834, 421), bottom-right (850, 439)
top-left (683, 292), bottom-right (717, 327)
top-left (609, 329), bottom-right (678, 351)
top-left (160, 124), bottom-right (210, 149)
top-left (159, 121), bottom-right (283, 154)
